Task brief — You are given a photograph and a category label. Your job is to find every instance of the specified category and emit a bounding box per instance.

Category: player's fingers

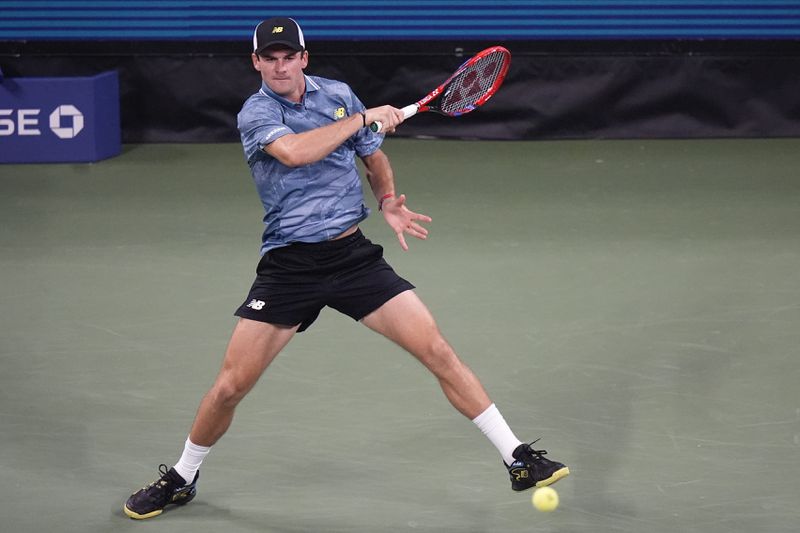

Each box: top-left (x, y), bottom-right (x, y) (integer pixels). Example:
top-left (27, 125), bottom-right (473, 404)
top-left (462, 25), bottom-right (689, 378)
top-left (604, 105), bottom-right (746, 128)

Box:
top-left (381, 105), bottom-right (403, 123)
top-left (397, 231), bottom-right (409, 251)
top-left (408, 221), bottom-right (429, 237)
top-left (367, 106), bottom-right (402, 131)
top-left (377, 106), bottom-right (403, 128)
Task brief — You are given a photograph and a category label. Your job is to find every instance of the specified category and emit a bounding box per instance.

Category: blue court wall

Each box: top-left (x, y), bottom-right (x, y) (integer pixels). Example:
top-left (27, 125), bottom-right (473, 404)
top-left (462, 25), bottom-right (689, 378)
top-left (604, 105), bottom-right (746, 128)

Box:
top-left (2, 0), bottom-right (800, 40)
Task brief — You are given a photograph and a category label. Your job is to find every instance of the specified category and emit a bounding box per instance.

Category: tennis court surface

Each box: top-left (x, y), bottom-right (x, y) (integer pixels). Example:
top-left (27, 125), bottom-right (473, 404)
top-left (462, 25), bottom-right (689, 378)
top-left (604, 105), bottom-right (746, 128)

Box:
top-left (1, 138), bottom-right (798, 532)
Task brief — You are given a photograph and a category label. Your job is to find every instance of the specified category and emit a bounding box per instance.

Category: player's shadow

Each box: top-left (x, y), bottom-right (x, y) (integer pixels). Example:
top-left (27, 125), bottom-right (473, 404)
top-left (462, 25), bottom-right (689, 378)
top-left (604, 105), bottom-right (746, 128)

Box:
top-left (560, 359), bottom-right (641, 522)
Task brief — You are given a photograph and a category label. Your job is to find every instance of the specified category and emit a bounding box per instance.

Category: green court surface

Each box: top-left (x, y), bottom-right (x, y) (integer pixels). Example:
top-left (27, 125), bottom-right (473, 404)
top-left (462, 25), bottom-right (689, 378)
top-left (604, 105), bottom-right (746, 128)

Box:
top-left (1, 139), bottom-right (798, 532)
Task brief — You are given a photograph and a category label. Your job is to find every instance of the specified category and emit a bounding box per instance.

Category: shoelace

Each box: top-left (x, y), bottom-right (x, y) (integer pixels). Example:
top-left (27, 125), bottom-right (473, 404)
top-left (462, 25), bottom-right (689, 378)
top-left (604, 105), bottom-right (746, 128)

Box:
top-left (156, 463), bottom-right (170, 479)
top-left (140, 464), bottom-right (173, 494)
top-left (522, 438), bottom-right (549, 460)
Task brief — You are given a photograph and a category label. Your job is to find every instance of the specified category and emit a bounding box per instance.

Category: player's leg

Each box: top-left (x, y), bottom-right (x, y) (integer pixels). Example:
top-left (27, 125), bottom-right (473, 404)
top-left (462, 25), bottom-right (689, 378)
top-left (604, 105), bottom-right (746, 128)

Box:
top-left (190, 318), bottom-right (299, 446)
top-left (124, 318), bottom-right (298, 519)
top-left (361, 290), bottom-right (569, 490)
top-left (361, 289), bottom-right (491, 418)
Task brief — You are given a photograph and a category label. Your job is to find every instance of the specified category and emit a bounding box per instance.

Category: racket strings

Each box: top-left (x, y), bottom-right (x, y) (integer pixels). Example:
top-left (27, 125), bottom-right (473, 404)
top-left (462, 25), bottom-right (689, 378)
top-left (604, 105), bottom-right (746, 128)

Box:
top-left (439, 51), bottom-right (507, 115)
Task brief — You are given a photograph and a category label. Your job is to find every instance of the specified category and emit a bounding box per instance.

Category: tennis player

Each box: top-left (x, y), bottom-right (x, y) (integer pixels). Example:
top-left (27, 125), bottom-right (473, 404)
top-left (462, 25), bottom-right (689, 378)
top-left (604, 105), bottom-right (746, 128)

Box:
top-left (124, 16), bottom-right (569, 520)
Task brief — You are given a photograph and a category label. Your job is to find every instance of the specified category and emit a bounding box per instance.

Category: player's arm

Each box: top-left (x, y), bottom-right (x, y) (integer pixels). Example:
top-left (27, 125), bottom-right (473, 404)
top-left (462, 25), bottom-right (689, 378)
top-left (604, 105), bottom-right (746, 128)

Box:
top-left (265, 105), bottom-right (403, 167)
top-left (361, 149), bottom-right (431, 251)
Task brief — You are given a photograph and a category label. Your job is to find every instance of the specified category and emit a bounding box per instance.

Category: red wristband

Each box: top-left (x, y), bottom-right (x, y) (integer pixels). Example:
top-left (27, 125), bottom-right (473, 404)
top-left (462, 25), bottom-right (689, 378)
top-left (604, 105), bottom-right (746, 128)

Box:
top-left (378, 193), bottom-right (394, 211)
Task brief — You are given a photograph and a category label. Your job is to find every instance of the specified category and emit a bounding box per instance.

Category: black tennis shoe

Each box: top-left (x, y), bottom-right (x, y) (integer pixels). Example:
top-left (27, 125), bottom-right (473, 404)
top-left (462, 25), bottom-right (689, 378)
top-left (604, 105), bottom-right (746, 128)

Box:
top-left (124, 464), bottom-right (198, 519)
top-left (506, 439), bottom-right (570, 491)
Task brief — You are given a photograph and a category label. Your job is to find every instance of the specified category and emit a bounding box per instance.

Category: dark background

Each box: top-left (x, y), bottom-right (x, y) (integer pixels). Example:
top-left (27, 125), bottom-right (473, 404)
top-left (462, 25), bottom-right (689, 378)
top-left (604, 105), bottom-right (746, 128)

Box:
top-left (3, 39), bottom-right (798, 142)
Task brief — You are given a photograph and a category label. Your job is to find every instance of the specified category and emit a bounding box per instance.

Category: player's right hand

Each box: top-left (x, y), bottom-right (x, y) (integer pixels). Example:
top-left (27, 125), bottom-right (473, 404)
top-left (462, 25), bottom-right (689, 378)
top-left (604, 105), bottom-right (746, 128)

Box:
top-left (365, 105), bottom-right (405, 133)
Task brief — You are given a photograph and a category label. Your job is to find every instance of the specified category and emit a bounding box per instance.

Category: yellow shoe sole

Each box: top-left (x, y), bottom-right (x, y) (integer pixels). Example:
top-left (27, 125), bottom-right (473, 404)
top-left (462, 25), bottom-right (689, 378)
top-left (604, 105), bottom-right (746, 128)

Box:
top-left (535, 466), bottom-right (570, 488)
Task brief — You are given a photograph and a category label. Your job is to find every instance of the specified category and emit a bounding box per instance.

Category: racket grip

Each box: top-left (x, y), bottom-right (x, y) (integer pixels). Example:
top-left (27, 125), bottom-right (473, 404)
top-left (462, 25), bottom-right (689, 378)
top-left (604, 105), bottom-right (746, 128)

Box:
top-left (369, 104), bottom-right (419, 133)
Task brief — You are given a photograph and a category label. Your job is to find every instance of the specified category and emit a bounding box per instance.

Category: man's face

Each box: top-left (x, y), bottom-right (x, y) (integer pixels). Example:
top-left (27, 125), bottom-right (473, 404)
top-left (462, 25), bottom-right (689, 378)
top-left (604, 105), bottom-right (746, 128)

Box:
top-left (252, 46), bottom-right (309, 102)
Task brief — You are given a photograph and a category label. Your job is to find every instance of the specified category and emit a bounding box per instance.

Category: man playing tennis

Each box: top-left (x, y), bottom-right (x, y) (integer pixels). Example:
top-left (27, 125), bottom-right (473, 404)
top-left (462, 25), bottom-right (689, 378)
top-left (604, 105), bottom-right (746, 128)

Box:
top-left (124, 16), bottom-right (569, 520)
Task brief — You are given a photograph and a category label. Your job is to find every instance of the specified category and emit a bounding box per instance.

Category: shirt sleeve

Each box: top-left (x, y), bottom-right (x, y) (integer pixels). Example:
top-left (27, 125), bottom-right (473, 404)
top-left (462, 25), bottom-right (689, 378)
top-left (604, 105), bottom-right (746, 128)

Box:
top-left (347, 88), bottom-right (384, 158)
top-left (237, 96), bottom-right (293, 162)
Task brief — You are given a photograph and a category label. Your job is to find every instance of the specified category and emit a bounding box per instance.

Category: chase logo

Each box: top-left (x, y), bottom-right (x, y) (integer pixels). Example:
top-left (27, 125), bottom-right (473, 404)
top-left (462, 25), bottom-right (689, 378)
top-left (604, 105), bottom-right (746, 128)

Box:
top-left (49, 105), bottom-right (84, 139)
top-left (272, 26), bottom-right (283, 33)
top-left (333, 107), bottom-right (345, 119)
top-left (0, 104), bottom-right (84, 139)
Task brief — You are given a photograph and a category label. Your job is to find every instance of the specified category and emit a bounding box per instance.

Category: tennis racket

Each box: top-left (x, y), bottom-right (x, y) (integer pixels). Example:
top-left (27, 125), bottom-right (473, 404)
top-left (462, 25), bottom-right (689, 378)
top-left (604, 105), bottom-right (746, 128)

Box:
top-left (370, 45), bottom-right (511, 133)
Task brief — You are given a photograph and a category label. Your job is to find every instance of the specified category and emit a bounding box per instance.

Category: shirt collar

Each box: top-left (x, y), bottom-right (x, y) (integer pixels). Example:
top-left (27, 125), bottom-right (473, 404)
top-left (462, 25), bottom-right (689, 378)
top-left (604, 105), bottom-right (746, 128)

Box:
top-left (259, 75), bottom-right (319, 107)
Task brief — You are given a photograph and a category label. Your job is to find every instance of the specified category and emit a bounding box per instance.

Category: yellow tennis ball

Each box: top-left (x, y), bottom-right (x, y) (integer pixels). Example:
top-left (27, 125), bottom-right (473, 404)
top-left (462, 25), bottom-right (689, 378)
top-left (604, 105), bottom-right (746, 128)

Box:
top-left (532, 486), bottom-right (559, 512)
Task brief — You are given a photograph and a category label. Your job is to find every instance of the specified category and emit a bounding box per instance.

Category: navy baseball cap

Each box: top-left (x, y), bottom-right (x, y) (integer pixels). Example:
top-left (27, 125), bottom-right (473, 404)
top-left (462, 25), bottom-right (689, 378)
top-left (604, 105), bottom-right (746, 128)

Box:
top-left (253, 17), bottom-right (306, 54)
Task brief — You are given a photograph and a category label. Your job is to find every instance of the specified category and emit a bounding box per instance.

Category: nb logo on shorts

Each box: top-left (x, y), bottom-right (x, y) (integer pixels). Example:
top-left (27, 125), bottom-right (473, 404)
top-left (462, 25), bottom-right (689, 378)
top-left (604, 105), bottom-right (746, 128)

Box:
top-left (246, 299), bottom-right (266, 310)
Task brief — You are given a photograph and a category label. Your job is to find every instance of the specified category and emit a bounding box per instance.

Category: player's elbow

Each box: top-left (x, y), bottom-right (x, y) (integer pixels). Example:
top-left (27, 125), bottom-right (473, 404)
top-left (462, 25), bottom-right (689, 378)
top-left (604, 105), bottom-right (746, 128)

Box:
top-left (265, 146), bottom-right (300, 167)
top-left (267, 139), bottom-right (311, 167)
top-left (275, 151), bottom-right (305, 167)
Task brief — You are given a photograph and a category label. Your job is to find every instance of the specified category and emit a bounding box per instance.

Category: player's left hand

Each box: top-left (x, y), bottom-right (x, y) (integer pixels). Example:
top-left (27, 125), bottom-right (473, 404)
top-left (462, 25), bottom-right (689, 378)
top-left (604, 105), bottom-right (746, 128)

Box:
top-left (381, 194), bottom-right (431, 251)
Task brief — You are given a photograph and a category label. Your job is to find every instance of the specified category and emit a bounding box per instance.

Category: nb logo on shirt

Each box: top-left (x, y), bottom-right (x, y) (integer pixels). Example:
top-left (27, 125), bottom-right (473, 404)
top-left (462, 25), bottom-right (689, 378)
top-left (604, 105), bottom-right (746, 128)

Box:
top-left (333, 107), bottom-right (345, 119)
top-left (272, 26), bottom-right (283, 34)
top-left (246, 299), bottom-right (266, 310)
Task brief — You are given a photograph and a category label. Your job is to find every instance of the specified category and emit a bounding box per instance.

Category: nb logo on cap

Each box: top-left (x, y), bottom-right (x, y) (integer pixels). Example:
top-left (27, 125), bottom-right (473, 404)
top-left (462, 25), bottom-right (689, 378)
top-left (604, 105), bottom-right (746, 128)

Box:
top-left (272, 26), bottom-right (284, 33)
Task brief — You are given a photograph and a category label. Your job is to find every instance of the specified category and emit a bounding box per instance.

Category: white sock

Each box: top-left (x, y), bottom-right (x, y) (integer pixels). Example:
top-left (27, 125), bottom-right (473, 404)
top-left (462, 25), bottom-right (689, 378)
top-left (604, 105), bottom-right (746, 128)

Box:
top-left (472, 403), bottom-right (523, 466)
top-left (173, 437), bottom-right (210, 485)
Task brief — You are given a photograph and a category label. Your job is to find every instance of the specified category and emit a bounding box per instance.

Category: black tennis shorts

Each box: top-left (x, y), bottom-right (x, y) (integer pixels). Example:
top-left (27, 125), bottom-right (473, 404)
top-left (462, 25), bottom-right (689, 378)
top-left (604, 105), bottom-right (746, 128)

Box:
top-left (234, 229), bottom-right (414, 332)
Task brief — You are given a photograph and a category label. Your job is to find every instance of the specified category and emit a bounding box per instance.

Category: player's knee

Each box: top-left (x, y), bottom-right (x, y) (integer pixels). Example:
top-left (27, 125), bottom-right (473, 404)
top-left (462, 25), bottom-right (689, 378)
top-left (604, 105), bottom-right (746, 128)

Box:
top-left (425, 336), bottom-right (460, 375)
top-left (211, 377), bottom-right (251, 407)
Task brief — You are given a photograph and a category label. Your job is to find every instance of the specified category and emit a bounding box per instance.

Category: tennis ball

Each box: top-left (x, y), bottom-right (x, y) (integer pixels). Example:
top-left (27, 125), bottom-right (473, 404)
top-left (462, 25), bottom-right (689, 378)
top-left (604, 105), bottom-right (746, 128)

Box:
top-left (532, 486), bottom-right (559, 512)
